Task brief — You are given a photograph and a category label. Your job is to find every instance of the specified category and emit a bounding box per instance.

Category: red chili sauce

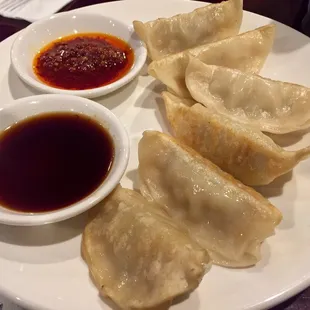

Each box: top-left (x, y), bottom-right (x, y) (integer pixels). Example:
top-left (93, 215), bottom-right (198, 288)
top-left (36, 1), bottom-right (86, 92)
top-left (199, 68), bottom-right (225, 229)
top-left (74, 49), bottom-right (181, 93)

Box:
top-left (33, 33), bottom-right (134, 90)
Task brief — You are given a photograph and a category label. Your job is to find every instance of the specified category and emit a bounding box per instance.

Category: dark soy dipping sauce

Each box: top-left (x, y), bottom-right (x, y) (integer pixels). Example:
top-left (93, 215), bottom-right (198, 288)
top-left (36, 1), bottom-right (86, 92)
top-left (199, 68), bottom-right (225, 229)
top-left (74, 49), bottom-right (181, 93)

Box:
top-left (0, 113), bottom-right (114, 213)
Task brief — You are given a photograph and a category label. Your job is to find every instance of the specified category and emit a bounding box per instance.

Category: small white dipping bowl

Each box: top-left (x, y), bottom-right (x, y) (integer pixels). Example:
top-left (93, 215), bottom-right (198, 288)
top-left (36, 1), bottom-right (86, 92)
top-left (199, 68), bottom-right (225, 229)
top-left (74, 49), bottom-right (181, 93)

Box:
top-left (10, 12), bottom-right (147, 99)
top-left (0, 94), bottom-right (130, 226)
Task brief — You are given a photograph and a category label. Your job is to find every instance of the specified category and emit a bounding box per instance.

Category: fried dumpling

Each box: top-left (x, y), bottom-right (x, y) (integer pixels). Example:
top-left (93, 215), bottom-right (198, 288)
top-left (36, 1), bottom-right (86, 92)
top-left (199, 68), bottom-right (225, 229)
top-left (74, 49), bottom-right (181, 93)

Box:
top-left (186, 58), bottom-right (310, 134)
top-left (133, 0), bottom-right (243, 60)
top-left (148, 25), bottom-right (275, 97)
top-left (82, 186), bottom-right (210, 310)
top-left (138, 131), bottom-right (282, 267)
top-left (162, 91), bottom-right (310, 185)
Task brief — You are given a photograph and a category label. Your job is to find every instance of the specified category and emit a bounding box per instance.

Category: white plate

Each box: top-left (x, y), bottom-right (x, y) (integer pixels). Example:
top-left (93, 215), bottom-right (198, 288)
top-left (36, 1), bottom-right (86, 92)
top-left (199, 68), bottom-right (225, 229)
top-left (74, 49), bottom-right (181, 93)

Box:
top-left (0, 1), bottom-right (310, 310)
top-left (10, 12), bottom-right (147, 98)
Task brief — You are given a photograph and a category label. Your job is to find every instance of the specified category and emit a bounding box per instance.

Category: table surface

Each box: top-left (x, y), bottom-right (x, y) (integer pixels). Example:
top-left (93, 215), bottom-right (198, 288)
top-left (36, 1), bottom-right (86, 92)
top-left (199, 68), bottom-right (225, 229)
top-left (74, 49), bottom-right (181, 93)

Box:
top-left (0, 0), bottom-right (309, 309)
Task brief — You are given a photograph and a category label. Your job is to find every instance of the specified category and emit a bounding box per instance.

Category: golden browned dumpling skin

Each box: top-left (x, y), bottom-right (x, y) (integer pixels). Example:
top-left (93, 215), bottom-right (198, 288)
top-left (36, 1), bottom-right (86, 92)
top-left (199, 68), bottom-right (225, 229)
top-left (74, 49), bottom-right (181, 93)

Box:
top-left (148, 25), bottom-right (275, 97)
top-left (82, 186), bottom-right (210, 310)
top-left (138, 131), bottom-right (282, 267)
top-left (186, 58), bottom-right (310, 134)
top-left (133, 0), bottom-right (243, 60)
top-left (162, 91), bottom-right (310, 186)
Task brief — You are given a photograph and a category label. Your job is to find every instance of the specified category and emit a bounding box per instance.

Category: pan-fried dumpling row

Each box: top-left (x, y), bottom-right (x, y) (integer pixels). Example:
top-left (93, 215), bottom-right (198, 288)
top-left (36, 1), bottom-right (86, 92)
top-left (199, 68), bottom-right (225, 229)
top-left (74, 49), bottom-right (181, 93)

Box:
top-left (138, 131), bottom-right (282, 267)
top-left (82, 186), bottom-right (210, 310)
top-left (148, 25), bottom-right (275, 97)
top-left (186, 58), bottom-right (310, 134)
top-left (162, 91), bottom-right (310, 186)
top-left (133, 0), bottom-right (243, 60)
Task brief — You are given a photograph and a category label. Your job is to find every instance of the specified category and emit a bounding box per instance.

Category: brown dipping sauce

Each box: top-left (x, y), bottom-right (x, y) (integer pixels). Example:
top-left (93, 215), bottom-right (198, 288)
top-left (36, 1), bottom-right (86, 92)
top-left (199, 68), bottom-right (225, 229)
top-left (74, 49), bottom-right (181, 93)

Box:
top-left (0, 113), bottom-right (114, 213)
top-left (33, 33), bottom-right (134, 90)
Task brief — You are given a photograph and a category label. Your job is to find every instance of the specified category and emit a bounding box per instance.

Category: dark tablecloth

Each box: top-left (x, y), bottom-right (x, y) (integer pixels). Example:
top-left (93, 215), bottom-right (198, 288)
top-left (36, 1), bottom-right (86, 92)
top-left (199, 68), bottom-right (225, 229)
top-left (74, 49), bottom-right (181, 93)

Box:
top-left (0, 0), bottom-right (309, 309)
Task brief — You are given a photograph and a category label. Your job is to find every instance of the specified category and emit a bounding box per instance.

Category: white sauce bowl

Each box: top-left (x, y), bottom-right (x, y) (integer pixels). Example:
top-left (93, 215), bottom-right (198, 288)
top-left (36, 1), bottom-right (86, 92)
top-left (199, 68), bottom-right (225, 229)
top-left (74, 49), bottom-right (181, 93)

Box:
top-left (10, 12), bottom-right (147, 98)
top-left (0, 94), bottom-right (130, 226)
